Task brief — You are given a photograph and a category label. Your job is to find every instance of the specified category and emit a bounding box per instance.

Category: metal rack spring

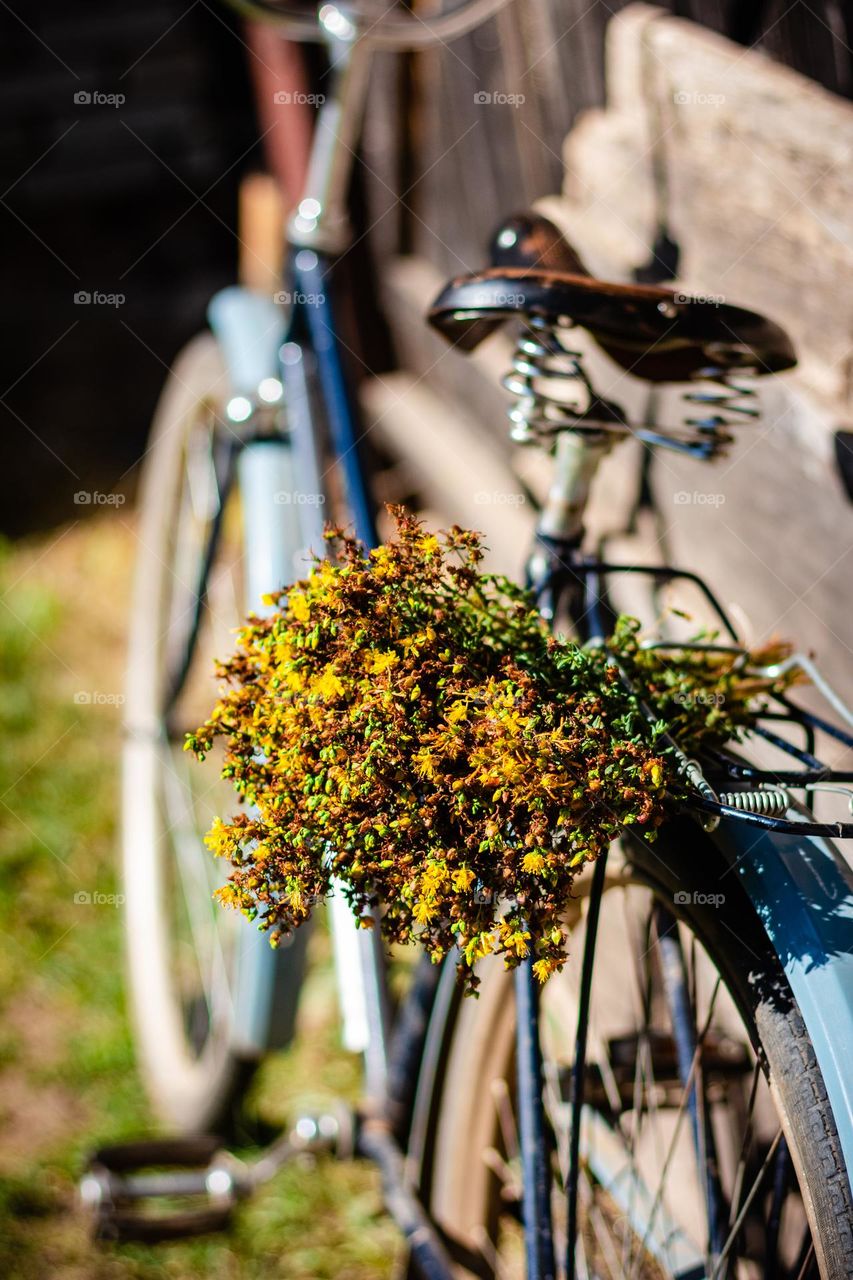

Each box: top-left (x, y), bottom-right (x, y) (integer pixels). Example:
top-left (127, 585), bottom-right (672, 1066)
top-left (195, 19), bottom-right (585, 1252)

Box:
top-left (716, 786), bottom-right (790, 817)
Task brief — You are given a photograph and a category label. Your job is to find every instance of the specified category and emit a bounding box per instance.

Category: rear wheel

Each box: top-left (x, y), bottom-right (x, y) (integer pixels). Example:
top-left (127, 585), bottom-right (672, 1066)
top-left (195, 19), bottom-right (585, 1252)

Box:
top-left (413, 823), bottom-right (853, 1278)
top-left (122, 334), bottom-right (312, 1133)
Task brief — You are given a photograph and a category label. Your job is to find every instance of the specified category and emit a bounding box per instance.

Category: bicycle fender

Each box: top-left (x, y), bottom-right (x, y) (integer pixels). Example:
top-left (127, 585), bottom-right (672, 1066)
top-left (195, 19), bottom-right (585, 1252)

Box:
top-left (718, 818), bottom-right (853, 1174)
top-left (207, 286), bottom-right (284, 396)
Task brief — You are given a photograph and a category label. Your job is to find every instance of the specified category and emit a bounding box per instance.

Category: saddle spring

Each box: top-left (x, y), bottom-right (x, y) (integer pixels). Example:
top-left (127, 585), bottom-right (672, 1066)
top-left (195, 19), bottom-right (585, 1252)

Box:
top-left (681, 365), bottom-right (760, 451)
top-left (502, 318), bottom-right (761, 458)
top-left (502, 317), bottom-right (620, 445)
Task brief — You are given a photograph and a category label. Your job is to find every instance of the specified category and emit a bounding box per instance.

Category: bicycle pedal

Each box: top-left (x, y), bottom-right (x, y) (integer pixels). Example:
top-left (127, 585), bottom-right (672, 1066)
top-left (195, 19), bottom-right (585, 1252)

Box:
top-left (80, 1135), bottom-right (247, 1242)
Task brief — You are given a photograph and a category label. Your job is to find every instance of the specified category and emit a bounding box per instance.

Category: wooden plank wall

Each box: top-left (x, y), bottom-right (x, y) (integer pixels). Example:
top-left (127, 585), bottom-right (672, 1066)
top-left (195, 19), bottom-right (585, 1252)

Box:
top-left (362, 3), bottom-right (853, 712)
top-left (362, 0), bottom-right (853, 274)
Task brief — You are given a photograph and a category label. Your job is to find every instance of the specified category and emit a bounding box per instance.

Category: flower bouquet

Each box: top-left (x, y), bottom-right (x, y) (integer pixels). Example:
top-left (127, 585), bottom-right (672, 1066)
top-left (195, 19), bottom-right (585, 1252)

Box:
top-left (187, 509), bottom-right (792, 989)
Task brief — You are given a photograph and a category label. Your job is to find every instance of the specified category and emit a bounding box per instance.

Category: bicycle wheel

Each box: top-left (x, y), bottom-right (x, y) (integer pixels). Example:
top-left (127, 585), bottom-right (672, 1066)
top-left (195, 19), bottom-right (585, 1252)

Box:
top-left (412, 818), bottom-right (853, 1278)
top-left (122, 333), bottom-right (312, 1133)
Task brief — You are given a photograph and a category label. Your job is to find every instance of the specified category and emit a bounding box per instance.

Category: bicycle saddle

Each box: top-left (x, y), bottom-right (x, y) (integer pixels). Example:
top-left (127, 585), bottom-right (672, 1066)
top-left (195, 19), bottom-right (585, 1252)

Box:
top-left (428, 214), bottom-right (796, 382)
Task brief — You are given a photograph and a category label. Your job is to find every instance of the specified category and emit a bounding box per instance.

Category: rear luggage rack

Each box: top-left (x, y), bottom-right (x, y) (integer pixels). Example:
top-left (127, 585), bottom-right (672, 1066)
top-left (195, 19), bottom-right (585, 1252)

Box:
top-left (543, 554), bottom-right (853, 841)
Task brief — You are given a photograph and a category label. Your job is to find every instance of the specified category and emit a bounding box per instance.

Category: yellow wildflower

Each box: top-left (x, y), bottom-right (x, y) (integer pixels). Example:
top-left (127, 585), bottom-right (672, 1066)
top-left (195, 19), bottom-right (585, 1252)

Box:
top-left (503, 927), bottom-right (531, 958)
top-left (314, 664), bottom-right (345, 701)
top-left (204, 817), bottom-right (232, 857)
top-left (368, 650), bottom-right (399, 675)
top-left (369, 545), bottom-right (393, 577)
top-left (215, 883), bottom-right (244, 908)
top-left (445, 700), bottom-right (468, 725)
top-left (288, 591), bottom-right (311, 624)
top-left (413, 748), bottom-right (437, 780)
top-left (464, 931), bottom-right (495, 966)
top-left (421, 862), bottom-right (449, 891)
top-left (533, 957), bottom-right (561, 983)
top-left (522, 851), bottom-right (546, 874)
top-left (413, 899), bottom-right (437, 925)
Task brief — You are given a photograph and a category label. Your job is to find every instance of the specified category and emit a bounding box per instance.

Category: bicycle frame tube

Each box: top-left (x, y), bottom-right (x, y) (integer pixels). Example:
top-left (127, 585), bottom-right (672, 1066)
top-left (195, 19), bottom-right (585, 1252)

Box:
top-left (278, 256), bottom-right (389, 1100)
top-left (234, 439), bottom-right (316, 1054)
top-left (290, 247), bottom-right (378, 547)
top-left (251, 10), bottom-right (389, 1096)
top-left (203, 284), bottom-right (320, 1057)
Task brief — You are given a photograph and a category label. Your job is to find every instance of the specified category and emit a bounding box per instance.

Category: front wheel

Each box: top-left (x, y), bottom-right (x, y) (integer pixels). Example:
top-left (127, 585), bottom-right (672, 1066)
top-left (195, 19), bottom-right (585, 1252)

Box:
top-left (122, 334), bottom-right (314, 1133)
top-left (412, 822), bottom-right (853, 1278)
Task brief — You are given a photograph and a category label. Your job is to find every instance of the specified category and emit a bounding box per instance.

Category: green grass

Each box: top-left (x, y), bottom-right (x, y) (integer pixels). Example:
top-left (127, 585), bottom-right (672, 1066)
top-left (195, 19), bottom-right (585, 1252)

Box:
top-left (0, 516), bottom-right (399, 1279)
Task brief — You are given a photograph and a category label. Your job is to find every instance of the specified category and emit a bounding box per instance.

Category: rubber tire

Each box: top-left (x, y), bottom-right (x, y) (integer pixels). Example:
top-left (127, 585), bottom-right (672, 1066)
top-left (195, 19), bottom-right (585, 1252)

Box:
top-left (122, 334), bottom-right (293, 1134)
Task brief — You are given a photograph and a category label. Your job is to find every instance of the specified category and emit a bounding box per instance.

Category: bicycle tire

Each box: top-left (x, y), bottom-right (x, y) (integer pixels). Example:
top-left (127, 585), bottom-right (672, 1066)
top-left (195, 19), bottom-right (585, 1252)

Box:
top-left (122, 333), bottom-right (311, 1134)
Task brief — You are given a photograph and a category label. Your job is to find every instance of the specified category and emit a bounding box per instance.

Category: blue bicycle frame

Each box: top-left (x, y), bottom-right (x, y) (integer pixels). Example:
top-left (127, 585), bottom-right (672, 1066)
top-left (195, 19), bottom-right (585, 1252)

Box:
top-left (204, 9), bottom-right (853, 1271)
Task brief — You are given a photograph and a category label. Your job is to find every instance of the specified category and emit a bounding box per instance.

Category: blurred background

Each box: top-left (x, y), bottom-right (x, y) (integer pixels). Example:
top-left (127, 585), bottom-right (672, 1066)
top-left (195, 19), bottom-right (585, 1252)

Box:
top-left (2, 0), bottom-right (853, 1275)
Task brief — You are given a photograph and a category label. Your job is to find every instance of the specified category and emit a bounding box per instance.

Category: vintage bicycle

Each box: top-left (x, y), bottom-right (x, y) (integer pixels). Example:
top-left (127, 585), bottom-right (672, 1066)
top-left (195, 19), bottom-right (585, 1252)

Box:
top-left (82, 2), bottom-right (853, 1275)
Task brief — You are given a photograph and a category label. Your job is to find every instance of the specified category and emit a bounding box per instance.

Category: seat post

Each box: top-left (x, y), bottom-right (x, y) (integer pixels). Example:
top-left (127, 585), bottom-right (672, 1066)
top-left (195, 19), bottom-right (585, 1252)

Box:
top-left (536, 430), bottom-right (611, 547)
top-left (525, 430), bottom-right (611, 617)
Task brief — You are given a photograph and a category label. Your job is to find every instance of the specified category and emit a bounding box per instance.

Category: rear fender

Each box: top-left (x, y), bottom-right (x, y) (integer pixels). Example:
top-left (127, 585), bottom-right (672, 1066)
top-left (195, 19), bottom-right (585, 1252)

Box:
top-left (718, 818), bottom-right (853, 1173)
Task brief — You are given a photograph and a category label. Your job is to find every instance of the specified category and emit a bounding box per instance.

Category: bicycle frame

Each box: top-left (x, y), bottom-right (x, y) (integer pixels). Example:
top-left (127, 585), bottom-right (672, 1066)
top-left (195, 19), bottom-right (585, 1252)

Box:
top-left (204, 10), bottom-right (853, 1277)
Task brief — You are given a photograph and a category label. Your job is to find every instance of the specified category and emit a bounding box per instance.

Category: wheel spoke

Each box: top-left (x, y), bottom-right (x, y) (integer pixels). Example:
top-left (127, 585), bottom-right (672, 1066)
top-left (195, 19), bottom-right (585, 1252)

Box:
top-left (483, 1145), bottom-right (523, 1203)
top-left (579, 1170), bottom-right (622, 1279)
top-left (566, 853), bottom-right (608, 1280)
top-left (726, 1058), bottom-right (762, 1232)
top-left (654, 903), bottom-right (727, 1261)
top-left (492, 1075), bottom-right (521, 1164)
top-left (764, 1135), bottom-right (791, 1280)
top-left (160, 749), bottom-right (234, 1023)
top-left (515, 958), bottom-right (557, 1280)
top-left (708, 1129), bottom-right (783, 1280)
top-left (473, 1224), bottom-right (514, 1280)
top-left (794, 1238), bottom-right (816, 1280)
top-left (632, 974), bottom-right (722, 1274)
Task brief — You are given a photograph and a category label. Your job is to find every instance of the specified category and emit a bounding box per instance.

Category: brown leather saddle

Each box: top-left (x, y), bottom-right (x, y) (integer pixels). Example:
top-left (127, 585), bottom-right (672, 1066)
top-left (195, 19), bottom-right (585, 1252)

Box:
top-left (427, 214), bottom-right (796, 382)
